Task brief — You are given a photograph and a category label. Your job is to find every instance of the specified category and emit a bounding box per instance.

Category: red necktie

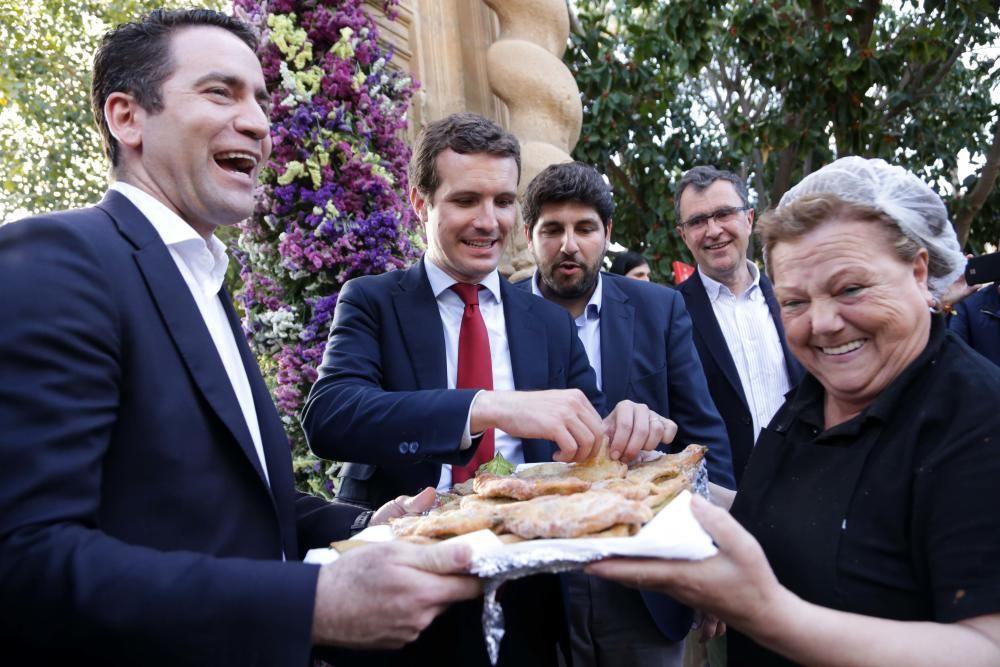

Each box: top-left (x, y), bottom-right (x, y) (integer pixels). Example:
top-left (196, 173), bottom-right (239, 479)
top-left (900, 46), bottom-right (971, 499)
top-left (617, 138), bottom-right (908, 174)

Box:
top-left (450, 282), bottom-right (495, 483)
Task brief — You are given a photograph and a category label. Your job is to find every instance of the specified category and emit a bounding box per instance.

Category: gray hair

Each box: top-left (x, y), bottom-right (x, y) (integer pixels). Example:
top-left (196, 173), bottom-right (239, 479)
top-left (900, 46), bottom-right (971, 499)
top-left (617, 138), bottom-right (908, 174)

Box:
top-left (674, 166), bottom-right (750, 224)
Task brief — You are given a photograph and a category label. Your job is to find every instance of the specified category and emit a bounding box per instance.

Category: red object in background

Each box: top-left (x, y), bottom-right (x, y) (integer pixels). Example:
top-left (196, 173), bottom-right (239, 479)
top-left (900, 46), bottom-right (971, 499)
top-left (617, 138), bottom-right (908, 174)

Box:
top-left (672, 261), bottom-right (695, 284)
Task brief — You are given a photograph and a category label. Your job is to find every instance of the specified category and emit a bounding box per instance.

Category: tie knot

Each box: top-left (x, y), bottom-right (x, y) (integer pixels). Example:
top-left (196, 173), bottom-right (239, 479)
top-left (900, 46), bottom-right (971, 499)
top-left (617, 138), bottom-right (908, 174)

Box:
top-left (450, 282), bottom-right (482, 306)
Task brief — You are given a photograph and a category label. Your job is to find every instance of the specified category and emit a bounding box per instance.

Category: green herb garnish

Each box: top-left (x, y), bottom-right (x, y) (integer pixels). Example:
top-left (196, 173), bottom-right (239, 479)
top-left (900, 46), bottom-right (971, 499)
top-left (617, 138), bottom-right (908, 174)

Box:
top-left (477, 452), bottom-right (515, 476)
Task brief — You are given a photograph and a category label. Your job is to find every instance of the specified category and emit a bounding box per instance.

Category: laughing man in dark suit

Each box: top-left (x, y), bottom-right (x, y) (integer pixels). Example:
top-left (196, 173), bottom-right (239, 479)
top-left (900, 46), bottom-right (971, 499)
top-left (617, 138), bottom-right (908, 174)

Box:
top-left (0, 10), bottom-right (480, 665)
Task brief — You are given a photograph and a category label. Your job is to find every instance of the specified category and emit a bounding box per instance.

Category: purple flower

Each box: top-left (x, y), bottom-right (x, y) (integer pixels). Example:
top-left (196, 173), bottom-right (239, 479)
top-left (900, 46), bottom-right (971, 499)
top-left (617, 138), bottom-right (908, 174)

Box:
top-left (235, 0), bottom-right (418, 489)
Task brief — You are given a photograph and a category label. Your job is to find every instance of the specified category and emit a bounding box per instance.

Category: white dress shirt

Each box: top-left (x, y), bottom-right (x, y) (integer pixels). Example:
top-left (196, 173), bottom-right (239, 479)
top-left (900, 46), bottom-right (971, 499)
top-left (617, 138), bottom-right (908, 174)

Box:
top-left (423, 258), bottom-right (520, 490)
top-left (531, 271), bottom-right (604, 390)
top-left (111, 182), bottom-right (270, 485)
top-left (700, 261), bottom-right (790, 442)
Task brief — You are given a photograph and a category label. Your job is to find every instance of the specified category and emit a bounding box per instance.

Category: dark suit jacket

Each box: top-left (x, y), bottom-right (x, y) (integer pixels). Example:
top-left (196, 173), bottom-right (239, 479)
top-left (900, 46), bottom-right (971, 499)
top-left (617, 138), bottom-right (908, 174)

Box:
top-left (0, 192), bottom-right (360, 666)
top-left (949, 283), bottom-right (1000, 367)
top-left (518, 273), bottom-right (734, 642)
top-left (301, 259), bottom-right (603, 667)
top-left (678, 270), bottom-right (804, 486)
top-left (301, 258), bottom-right (605, 508)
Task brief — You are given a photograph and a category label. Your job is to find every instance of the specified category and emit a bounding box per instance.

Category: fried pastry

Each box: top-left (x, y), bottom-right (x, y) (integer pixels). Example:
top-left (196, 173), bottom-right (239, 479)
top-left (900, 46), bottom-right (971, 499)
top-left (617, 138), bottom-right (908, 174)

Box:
top-left (626, 444), bottom-right (706, 485)
top-left (565, 438), bottom-right (628, 481)
top-left (473, 471), bottom-right (591, 500)
top-left (584, 523), bottom-right (641, 538)
top-left (591, 477), bottom-right (656, 500)
top-left (499, 490), bottom-right (652, 539)
top-left (390, 506), bottom-right (500, 538)
top-left (645, 474), bottom-right (692, 511)
top-left (387, 442), bottom-right (703, 543)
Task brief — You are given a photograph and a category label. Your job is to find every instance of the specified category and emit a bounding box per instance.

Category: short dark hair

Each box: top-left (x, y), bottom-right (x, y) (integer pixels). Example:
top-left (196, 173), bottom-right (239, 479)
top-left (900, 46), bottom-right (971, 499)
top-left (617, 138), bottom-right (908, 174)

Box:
top-left (521, 161), bottom-right (614, 233)
top-left (92, 9), bottom-right (257, 168)
top-left (609, 250), bottom-right (648, 276)
top-left (407, 112), bottom-right (521, 200)
top-left (674, 166), bottom-right (750, 224)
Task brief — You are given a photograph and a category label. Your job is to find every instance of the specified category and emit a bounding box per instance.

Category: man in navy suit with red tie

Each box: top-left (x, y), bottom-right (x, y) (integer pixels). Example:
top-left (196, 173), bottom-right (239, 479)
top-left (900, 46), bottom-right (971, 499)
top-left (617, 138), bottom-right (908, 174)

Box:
top-left (302, 113), bottom-right (683, 666)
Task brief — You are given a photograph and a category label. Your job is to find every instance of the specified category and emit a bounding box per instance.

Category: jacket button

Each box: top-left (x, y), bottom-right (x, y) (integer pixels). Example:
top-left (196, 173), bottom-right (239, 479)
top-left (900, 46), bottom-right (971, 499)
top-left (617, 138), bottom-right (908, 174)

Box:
top-left (398, 442), bottom-right (409, 454)
top-left (408, 441), bottom-right (419, 453)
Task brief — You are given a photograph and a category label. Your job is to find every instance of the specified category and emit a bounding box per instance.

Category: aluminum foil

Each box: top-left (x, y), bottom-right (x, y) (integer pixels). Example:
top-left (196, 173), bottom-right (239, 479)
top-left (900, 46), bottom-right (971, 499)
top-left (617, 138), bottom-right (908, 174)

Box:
top-left (471, 461), bottom-right (713, 665)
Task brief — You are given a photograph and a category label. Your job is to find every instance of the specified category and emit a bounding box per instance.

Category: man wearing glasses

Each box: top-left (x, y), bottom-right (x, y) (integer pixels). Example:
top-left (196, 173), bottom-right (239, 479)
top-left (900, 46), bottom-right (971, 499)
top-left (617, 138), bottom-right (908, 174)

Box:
top-left (674, 166), bottom-right (803, 484)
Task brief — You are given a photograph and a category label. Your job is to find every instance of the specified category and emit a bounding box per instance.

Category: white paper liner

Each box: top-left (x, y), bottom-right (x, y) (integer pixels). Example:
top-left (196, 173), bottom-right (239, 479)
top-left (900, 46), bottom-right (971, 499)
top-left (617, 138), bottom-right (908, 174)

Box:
top-left (304, 460), bottom-right (717, 664)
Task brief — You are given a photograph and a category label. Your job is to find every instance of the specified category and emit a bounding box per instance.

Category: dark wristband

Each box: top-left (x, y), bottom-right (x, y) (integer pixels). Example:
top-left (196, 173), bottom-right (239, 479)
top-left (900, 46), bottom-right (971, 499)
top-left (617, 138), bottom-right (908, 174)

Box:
top-left (350, 510), bottom-right (375, 536)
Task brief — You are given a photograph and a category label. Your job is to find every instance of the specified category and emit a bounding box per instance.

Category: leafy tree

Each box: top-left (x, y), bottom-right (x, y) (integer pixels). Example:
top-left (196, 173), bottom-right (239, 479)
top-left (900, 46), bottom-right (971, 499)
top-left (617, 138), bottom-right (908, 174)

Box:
top-left (566, 0), bottom-right (1000, 280)
top-left (0, 0), bottom-right (223, 222)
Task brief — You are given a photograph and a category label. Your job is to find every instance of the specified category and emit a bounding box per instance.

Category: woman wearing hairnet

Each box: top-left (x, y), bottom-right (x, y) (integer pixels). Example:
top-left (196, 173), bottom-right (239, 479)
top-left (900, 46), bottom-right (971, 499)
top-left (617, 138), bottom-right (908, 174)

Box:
top-left (587, 157), bottom-right (1000, 666)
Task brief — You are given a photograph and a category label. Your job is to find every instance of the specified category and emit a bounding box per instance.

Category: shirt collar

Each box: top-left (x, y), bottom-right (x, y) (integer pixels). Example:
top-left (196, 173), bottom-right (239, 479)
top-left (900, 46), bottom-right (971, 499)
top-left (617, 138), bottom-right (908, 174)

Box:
top-left (781, 315), bottom-right (945, 436)
top-left (699, 260), bottom-right (761, 301)
top-left (111, 181), bottom-right (229, 295)
top-left (530, 271), bottom-right (602, 321)
top-left (424, 255), bottom-right (502, 304)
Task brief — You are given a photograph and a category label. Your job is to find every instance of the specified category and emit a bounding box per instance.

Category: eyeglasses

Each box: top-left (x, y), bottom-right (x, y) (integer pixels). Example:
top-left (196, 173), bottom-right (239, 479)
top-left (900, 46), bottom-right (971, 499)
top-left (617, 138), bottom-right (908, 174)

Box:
top-left (678, 205), bottom-right (750, 231)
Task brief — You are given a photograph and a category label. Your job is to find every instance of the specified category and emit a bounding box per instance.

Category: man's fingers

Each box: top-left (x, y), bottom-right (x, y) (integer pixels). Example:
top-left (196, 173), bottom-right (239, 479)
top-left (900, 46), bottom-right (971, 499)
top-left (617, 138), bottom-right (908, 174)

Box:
top-left (402, 487), bottom-right (437, 513)
top-left (400, 541), bottom-right (474, 574)
top-left (400, 542), bottom-right (484, 602)
top-left (551, 428), bottom-right (578, 462)
top-left (697, 612), bottom-right (726, 641)
top-left (563, 411), bottom-right (601, 462)
top-left (659, 417), bottom-right (678, 444)
top-left (579, 403), bottom-right (605, 459)
top-left (607, 402), bottom-right (635, 460)
top-left (428, 574), bottom-right (485, 602)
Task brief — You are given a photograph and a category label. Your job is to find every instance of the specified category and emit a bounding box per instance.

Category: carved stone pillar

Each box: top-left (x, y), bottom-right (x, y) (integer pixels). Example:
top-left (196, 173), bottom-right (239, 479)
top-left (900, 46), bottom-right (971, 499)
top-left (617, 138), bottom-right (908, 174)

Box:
top-left (372, 1), bottom-right (509, 138)
top-left (481, 0), bottom-right (582, 281)
top-left (369, 1), bottom-right (582, 279)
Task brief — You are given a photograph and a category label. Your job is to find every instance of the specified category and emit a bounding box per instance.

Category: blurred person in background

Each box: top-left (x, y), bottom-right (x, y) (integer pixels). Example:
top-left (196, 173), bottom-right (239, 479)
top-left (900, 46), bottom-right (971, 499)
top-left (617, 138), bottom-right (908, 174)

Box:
top-left (609, 249), bottom-right (651, 281)
top-left (948, 253), bottom-right (1000, 366)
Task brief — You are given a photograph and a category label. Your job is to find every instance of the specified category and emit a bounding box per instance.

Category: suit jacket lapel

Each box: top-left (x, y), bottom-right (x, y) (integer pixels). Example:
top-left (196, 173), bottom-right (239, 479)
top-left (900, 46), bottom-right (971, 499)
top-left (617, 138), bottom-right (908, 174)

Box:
top-left (502, 280), bottom-right (555, 463)
top-left (599, 277), bottom-right (633, 404)
top-left (100, 191), bottom-right (269, 487)
top-left (502, 279), bottom-right (548, 392)
top-left (220, 290), bottom-right (298, 555)
top-left (393, 259), bottom-right (448, 389)
top-left (760, 274), bottom-right (804, 384)
top-left (683, 271), bottom-right (747, 406)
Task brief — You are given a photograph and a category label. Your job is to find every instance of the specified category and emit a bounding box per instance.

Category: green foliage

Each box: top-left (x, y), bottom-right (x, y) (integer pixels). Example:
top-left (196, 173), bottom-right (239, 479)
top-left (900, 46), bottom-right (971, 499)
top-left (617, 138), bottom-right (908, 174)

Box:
top-left (0, 0), bottom-right (224, 222)
top-left (567, 0), bottom-right (1000, 281)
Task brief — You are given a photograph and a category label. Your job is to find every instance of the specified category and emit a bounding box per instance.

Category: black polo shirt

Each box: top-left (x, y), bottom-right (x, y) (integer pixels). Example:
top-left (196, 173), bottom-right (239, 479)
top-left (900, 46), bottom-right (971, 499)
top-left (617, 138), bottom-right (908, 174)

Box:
top-left (728, 316), bottom-right (1000, 666)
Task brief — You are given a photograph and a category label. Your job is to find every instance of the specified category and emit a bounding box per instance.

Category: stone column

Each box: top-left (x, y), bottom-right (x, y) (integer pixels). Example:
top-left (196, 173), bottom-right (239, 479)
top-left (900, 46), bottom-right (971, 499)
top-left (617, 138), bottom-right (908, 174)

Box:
top-left (481, 0), bottom-right (582, 281)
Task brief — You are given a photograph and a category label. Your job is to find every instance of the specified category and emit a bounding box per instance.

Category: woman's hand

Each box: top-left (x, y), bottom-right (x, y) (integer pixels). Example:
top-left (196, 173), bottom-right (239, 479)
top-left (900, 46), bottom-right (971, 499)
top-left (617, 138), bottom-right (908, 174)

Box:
top-left (585, 494), bottom-right (791, 635)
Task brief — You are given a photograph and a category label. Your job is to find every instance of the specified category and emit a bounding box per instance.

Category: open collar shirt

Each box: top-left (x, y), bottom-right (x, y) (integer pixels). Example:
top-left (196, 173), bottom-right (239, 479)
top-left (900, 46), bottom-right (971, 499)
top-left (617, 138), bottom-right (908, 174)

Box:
top-left (699, 260), bottom-right (790, 442)
top-left (531, 271), bottom-right (604, 391)
top-left (111, 182), bottom-right (269, 486)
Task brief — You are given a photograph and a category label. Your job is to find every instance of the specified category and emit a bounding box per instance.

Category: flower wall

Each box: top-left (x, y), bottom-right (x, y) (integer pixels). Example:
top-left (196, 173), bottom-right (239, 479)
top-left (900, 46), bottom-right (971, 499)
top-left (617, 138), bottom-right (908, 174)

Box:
top-left (233, 0), bottom-right (420, 498)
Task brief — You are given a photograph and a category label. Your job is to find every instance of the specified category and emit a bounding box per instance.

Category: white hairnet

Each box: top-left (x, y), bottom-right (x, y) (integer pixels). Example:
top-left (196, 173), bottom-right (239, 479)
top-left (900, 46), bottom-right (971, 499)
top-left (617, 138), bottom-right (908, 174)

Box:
top-left (777, 156), bottom-right (966, 297)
